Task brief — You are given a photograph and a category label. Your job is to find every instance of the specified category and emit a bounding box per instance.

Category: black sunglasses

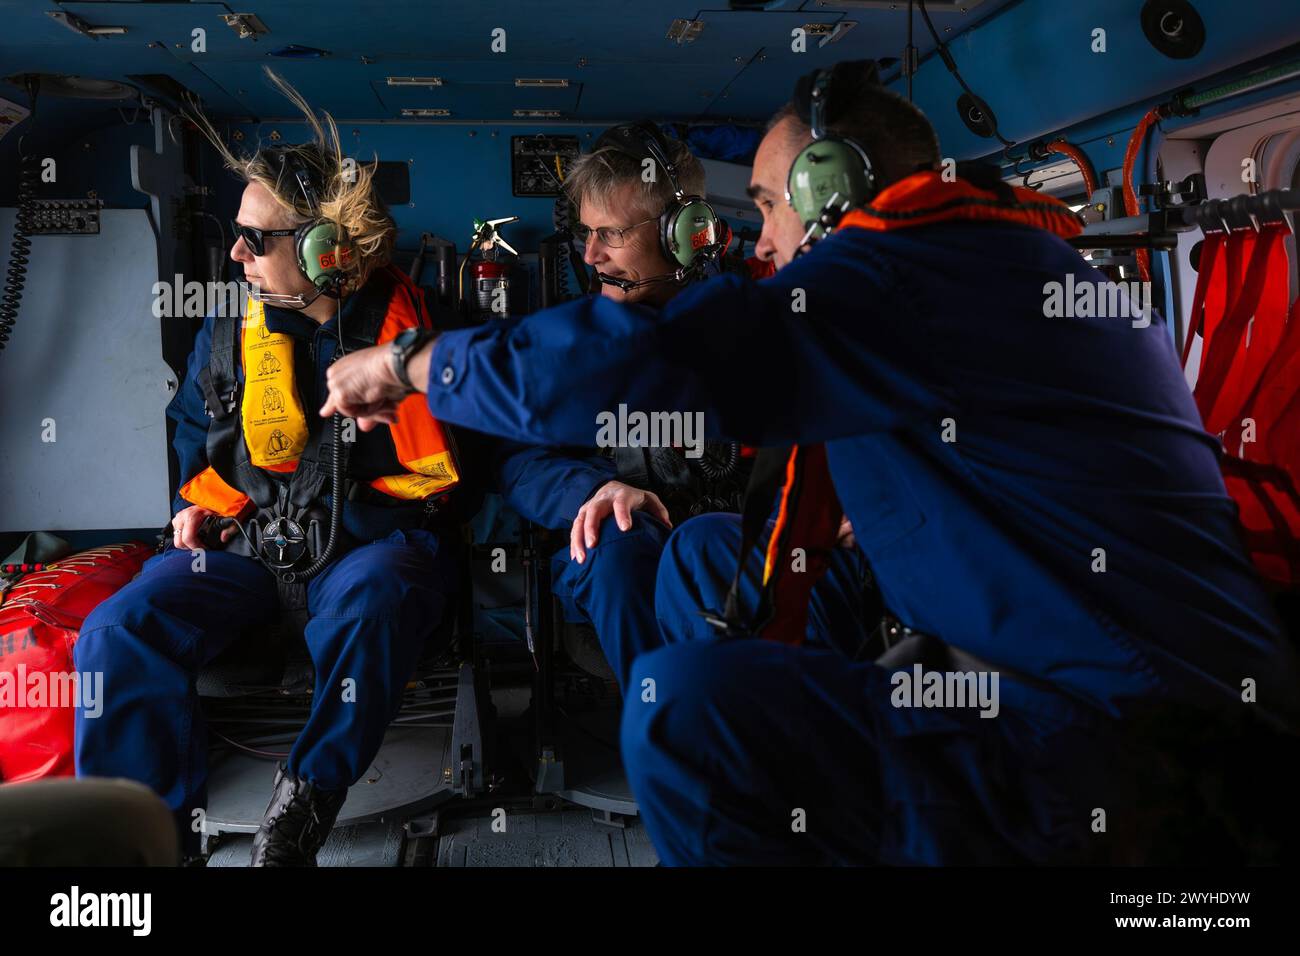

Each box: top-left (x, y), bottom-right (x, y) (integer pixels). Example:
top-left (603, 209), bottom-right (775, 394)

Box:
top-left (231, 220), bottom-right (296, 257)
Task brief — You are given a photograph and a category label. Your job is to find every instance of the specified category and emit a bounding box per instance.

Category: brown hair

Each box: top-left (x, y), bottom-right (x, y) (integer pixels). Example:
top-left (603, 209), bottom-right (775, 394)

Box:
top-left (767, 78), bottom-right (941, 189)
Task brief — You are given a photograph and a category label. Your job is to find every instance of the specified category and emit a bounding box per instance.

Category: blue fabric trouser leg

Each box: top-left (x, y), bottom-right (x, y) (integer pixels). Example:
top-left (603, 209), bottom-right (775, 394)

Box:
top-left (74, 546), bottom-right (277, 844)
top-left (550, 511), bottom-right (672, 694)
top-left (74, 528), bottom-right (456, 846)
top-left (289, 528), bottom-right (458, 788)
top-left (632, 512), bottom-right (1120, 865)
top-left (621, 639), bottom-right (1119, 865)
top-left (654, 512), bottom-right (875, 657)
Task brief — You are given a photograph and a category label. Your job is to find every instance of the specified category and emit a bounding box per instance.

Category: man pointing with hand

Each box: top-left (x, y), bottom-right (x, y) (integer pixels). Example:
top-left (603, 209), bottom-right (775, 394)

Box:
top-left (322, 62), bottom-right (1300, 867)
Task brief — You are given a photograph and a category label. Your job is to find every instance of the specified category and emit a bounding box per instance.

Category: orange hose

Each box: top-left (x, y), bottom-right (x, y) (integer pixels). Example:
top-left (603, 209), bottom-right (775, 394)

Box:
top-left (1045, 139), bottom-right (1098, 198)
top-left (1123, 107), bottom-right (1164, 283)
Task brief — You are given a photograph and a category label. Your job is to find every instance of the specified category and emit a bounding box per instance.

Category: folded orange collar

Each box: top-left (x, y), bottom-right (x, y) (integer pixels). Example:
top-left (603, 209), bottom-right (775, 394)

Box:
top-left (839, 170), bottom-right (1084, 240)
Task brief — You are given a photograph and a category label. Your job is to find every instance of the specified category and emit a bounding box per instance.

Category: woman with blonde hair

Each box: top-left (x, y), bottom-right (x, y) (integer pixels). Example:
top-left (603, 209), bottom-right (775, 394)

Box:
top-left (74, 68), bottom-right (470, 866)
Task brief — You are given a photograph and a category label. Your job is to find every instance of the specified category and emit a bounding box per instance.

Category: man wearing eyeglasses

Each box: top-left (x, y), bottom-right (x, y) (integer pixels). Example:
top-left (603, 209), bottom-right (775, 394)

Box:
top-left (470, 123), bottom-right (744, 693)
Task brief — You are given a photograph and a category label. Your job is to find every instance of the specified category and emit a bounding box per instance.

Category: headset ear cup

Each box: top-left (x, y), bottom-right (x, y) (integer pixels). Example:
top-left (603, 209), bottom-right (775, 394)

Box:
top-left (786, 137), bottom-right (875, 238)
top-left (659, 205), bottom-right (679, 266)
top-left (662, 198), bottom-right (722, 269)
top-left (294, 221), bottom-right (313, 281)
top-left (295, 220), bottom-right (353, 290)
top-left (655, 206), bottom-right (686, 269)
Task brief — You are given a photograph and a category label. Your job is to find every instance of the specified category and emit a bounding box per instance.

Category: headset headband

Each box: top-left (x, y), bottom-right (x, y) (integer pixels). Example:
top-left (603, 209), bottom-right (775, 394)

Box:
top-left (808, 70), bottom-right (831, 141)
top-left (268, 147), bottom-right (322, 217)
top-left (638, 129), bottom-right (684, 201)
top-left (794, 59), bottom-right (881, 127)
top-left (595, 122), bottom-right (686, 200)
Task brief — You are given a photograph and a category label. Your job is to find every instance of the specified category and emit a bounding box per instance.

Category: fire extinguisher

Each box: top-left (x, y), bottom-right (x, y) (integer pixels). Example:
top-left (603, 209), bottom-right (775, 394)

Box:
top-left (472, 259), bottom-right (512, 318)
top-left (464, 216), bottom-right (520, 320)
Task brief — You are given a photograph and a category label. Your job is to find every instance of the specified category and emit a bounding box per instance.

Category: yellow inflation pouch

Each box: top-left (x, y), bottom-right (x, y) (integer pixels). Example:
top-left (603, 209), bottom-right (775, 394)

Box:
top-left (241, 297), bottom-right (308, 470)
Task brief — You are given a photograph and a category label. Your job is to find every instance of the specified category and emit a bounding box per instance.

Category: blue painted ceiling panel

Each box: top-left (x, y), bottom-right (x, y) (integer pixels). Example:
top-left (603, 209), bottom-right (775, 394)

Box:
top-left (198, 58), bottom-right (388, 117)
top-left (0, 0), bottom-right (1018, 124)
top-left (371, 76), bottom-right (581, 119)
top-left (564, 61), bottom-right (754, 122)
top-left (5, 0), bottom-right (1300, 168)
top-left (0, 1), bottom-right (248, 114)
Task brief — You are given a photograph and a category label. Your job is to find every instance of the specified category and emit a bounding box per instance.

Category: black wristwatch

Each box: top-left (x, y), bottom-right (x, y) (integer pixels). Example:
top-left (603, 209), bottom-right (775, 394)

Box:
top-left (390, 327), bottom-right (436, 393)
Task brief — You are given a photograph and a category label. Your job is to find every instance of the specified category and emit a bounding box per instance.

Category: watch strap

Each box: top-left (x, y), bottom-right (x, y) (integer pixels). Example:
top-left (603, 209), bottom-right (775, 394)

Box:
top-left (391, 328), bottom-right (434, 392)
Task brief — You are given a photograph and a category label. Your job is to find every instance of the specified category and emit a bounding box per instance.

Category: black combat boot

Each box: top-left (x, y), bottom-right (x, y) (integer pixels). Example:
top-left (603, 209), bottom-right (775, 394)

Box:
top-left (249, 763), bottom-right (347, 866)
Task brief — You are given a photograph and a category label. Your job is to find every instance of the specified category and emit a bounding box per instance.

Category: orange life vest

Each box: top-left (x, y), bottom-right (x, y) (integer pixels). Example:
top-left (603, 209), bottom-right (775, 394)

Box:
top-left (179, 266), bottom-right (460, 517)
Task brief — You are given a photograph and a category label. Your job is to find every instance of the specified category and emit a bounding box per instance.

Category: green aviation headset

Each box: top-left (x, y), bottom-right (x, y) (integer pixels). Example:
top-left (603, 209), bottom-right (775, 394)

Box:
top-left (786, 67), bottom-right (878, 242)
top-left (593, 121), bottom-right (723, 274)
top-left (269, 146), bottom-right (354, 297)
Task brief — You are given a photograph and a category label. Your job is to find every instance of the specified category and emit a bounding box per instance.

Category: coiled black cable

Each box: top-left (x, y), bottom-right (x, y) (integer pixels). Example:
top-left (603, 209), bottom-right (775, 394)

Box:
top-left (553, 192), bottom-right (586, 297)
top-left (554, 234), bottom-right (573, 300)
top-left (284, 410), bottom-right (345, 583)
top-left (0, 153), bottom-right (37, 352)
top-left (689, 440), bottom-right (740, 481)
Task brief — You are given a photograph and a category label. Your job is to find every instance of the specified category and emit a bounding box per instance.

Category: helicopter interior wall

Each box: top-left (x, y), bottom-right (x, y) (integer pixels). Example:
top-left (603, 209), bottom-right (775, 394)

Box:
top-left (0, 208), bottom-right (173, 534)
top-left (214, 122), bottom-right (605, 273)
top-left (0, 0), bottom-right (1015, 120)
top-left (888, 0), bottom-right (1300, 159)
top-left (3, 0), bottom-right (1298, 198)
top-left (5, 1), bottom-right (1300, 263)
top-left (3, 0), bottom-right (1300, 546)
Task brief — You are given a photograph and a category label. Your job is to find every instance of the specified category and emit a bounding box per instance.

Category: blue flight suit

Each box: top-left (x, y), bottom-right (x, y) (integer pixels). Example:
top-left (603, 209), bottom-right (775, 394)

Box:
top-left (416, 216), bottom-right (1300, 864)
top-left (76, 278), bottom-right (464, 847)
top-left (655, 513), bottom-right (877, 660)
top-left (480, 378), bottom-right (867, 694)
top-left (485, 439), bottom-right (668, 693)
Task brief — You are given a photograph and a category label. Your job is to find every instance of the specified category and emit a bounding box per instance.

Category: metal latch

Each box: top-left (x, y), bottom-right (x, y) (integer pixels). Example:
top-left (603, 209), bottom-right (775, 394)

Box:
top-left (46, 11), bottom-right (127, 39)
top-left (666, 18), bottom-right (705, 44)
top-left (220, 13), bottom-right (269, 41)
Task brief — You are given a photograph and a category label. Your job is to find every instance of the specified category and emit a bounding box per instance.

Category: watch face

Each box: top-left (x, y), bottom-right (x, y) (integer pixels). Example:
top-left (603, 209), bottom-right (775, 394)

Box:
top-left (395, 328), bottom-right (419, 348)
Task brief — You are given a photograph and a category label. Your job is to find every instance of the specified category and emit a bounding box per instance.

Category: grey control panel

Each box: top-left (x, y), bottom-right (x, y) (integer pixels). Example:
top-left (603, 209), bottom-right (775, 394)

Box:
top-left (27, 198), bottom-right (102, 234)
top-left (511, 135), bottom-right (580, 198)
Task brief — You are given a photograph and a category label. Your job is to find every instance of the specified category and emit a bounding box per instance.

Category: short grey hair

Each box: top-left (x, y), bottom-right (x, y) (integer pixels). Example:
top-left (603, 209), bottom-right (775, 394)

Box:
top-left (564, 132), bottom-right (706, 219)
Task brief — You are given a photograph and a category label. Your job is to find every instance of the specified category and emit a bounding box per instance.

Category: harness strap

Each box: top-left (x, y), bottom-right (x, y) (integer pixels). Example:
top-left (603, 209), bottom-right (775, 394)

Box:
top-left (707, 445), bottom-right (841, 644)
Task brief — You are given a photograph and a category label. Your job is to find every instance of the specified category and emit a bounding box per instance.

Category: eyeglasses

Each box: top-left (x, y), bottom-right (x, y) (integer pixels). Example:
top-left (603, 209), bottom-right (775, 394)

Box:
top-left (571, 215), bottom-right (658, 249)
top-left (231, 220), bottom-right (297, 257)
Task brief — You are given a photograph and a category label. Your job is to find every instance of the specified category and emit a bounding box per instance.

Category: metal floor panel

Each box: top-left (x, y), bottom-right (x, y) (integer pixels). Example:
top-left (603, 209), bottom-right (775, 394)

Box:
top-left (207, 821), bottom-right (406, 868)
top-left (435, 808), bottom-right (658, 867)
top-left (204, 725), bottom-right (455, 834)
top-left (550, 707), bottom-right (638, 816)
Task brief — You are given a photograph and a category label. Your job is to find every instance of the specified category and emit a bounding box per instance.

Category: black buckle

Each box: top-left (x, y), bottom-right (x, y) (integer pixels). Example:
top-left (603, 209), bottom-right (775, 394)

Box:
top-left (698, 608), bottom-right (748, 638)
top-left (205, 391), bottom-right (236, 419)
top-left (197, 367), bottom-right (238, 420)
top-left (249, 496), bottom-right (325, 573)
top-left (258, 515), bottom-right (311, 570)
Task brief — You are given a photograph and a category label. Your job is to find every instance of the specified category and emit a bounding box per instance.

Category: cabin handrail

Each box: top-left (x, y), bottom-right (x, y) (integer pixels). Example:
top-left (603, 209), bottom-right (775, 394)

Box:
top-left (1069, 187), bottom-right (1300, 250)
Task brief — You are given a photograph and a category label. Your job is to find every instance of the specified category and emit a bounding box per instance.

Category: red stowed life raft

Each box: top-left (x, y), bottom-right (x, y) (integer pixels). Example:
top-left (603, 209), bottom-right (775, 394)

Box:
top-left (0, 542), bottom-right (153, 782)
